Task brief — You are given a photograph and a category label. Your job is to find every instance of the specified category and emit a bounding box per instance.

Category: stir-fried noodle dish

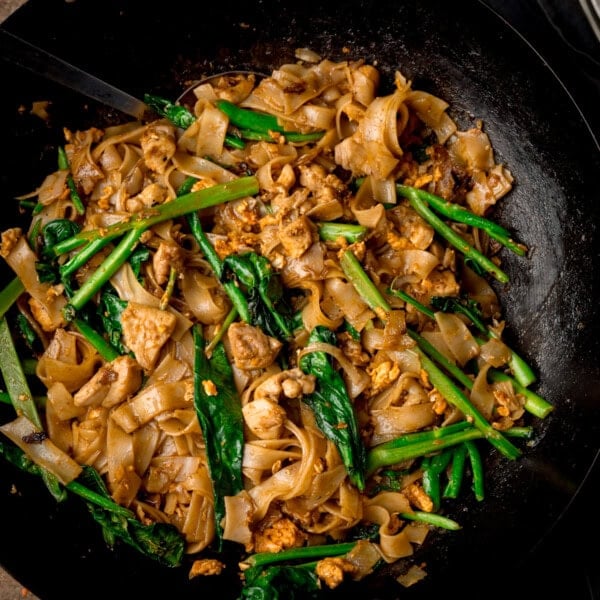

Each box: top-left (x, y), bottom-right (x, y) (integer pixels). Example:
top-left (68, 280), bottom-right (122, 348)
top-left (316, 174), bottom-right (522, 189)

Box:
top-left (0, 49), bottom-right (552, 595)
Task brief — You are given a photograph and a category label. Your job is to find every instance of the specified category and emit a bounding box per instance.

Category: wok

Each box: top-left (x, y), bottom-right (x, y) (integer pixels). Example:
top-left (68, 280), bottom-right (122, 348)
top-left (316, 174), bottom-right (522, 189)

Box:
top-left (0, 0), bottom-right (599, 598)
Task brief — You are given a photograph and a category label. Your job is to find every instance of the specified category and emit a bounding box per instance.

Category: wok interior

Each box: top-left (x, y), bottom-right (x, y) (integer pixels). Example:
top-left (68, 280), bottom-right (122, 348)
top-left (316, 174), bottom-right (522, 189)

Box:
top-left (0, 0), bottom-right (598, 597)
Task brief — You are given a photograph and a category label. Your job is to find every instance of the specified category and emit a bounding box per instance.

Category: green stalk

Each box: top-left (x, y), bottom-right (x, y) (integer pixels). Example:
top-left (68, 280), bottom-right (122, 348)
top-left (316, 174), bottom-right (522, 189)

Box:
top-left (389, 287), bottom-right (434, 318)
top-left (366, 424), bottom-right (530, 475)
top-left (245, 542), bottom-right (357, 569)
top-left (0, 317), bottom-right (42, 427)
top-left (52, 176), bottom-right (259, 256)
top-left (465, 440), bottom-right (485, 501)
top-left (373, 421), bottom-right (473, 451)
top-left (59, 236), bottom-right (114, 279)
top-left (397, 185), bottom-right (526, 256)
top-left (367, 427), bottom-right (484, 475)
top-left (205, 306), bottom-right (238, 357)
top-left (215, 99), bottom-right (325, 142)
top-left (395, 287), bottom-right (536, 390)
top-left (186, 211), bottom-right (251, 323)
top-left (317, 222), bottom-right (368, 243)
top-left (399, 510), bottom-right (461, 530)
top-left (73, 318), bottom-right (119, 361)
top-left (0, 316), bottom-right (63, 499)
top-left (341, 253), bottom-right (519, 460)
top-left (339, 249), bottom-right (391, 317)
top-left (63, 227), bottom-right (144, 319)
top-left (407, 328), bottom-right (474, 390)
top-left (488, 369), bottom-right (553, 418)
top-left (415, 347), bottom-right (521, 460)
top-left (443, 444), bottom-right (468, 499)
top-left (65, 480), bottom-right (135, 518)
top-left (0, 277), bottom-right (25, 319)
top-left (58, 146), bottom-right (85, 215)
top-left (402, 187), bottom-right (509, 283)
top-left (238, 128), bottom-right (325, 143)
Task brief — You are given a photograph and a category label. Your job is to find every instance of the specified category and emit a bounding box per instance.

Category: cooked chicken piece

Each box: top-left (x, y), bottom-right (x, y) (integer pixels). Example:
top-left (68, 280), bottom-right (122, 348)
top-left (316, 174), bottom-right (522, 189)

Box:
top-left (120, 302), bottom-right (177, 370)
top-left (253, 368), bottom-right (316, 403)
top-left (338, 333), bottom-right (370, 367)
top-left (279, 215), bottom-right (315, 259)
top-left (0, 227), bottom-right (21, 258)
top-left (73, 356), bottom-right (142, 408)
top-left (404, 482), bottom-right (434, 512)
top-left (227, 322), bottom-right (282, 370)
top-left (242, 397), bottom-right (287, 440)
top-left (125, 182), bottom-right (167, 213)
top-left (152, 241), bottom-right (185, 286)
top-left (140, 123), bottom-right (176, 174)
top-left (28, 296), bottom-right (66, 333)
top-left (188, 558), bottom-right (226, 578)
top-left (316, 556), bottom-right (358, 590)
top-left (389, 204), bottom-right (434, 250)
top-left (368, 361), bottom-right (400, 395)
top-left (253, 517), bottom-right (306, 554)
top-left (298, 163), bottom-right (346, 200)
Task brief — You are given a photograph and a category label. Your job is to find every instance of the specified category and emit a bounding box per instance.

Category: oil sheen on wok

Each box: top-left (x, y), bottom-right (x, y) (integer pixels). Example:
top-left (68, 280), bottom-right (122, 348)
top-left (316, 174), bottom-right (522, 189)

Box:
top-left (0, 47), bottom-right (552, 596)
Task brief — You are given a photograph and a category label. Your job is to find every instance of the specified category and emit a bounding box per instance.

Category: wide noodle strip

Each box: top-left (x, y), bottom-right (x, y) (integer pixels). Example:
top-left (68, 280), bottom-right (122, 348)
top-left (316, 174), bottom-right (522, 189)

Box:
top-left (0, 48), bottom-right (551, 595)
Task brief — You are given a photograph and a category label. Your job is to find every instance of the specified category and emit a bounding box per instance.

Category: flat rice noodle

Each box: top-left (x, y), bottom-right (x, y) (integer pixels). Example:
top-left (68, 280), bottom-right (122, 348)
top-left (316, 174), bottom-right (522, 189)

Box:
top-left (171, 151), bottom-right (236, 183)
top-left (44, 396), bottom-right (75, 455)
top-left (469, 363), bottom-right (495, 420)
top-left (377, 249), bottom-right (440, 282)
top-left (106, 417), bottom-right (141, 506)
top-left (0, 415), bottom-right (82, 484)
top-left (370, 403), bottom-right (437, 445)
top-left (447, 128), bottom-right (495, 172)
top-left (111, 379), bottom-right (193, 434)
top-left (479, 337), bottom-right (512, 368)
top-left (3, 235), bottom-right (67, 331)
top-left (363, 504), bottom-right (414, 561)
top-left (323, 277), bottom-right (375, 332)
top-left (132, 422), bottom-right (161, 476)
top-left (223, 492), bottom-right (254, 547)
top-left (344, 540), bottom-right (383, 581)
top-left (183, 490), bottom-right (215, 549)
top-left (180, 268), bottom-right (230, 325)
top-left (434, 312), bottom-right (480, 366)
top-left (243, 443), bottom-right (301, 470)
top-left (47, 381), bottom-right (86, 421)
top-left (37, 329), bottom-right (100, 392)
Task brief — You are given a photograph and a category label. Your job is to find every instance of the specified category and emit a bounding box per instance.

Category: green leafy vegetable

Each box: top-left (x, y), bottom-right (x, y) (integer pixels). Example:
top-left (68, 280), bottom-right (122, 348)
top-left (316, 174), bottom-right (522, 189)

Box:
top-left (299, 326), bottom-right (367, 491)
top-left (192, 325), bottom-right (244, 548)
top-left (222, 252), bottom-right (293, 340)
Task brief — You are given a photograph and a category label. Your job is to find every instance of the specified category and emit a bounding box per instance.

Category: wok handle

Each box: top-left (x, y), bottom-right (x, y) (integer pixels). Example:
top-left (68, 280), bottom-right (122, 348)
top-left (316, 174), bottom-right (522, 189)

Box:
top-left (0, 27), bottom-right (150, 120)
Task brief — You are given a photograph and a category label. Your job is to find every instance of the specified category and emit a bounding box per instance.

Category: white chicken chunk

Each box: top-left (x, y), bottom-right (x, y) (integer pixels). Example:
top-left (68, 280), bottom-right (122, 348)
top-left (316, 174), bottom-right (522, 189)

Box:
top-left (73, 355), bottom-right (142, 408)
top-left (140, 123), bottom-right (176, 174)
top-left (227, 322), bottom-right (282, 370)
top-left (120, 302), bottom-right (177, 370)
top-left (242, 397), bottom-right (287, 440)
top-left (152, 241), bottom-right (185, 286)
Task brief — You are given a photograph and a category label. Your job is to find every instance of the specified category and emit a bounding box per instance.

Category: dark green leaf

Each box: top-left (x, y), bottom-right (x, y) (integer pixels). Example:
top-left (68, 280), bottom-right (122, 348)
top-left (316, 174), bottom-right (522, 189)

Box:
top-left (241, 565), bottom-right (320, 600)
top-left (299, 326), bottom-right (367, 491)
top-left (128, 245), bottom-right (151, 280)
top-left (98, 288), bottom-right (128, 354)
top-left (144, 94), bottom-right (195, 129)
top-left (193, 325), bottom-right (244, 549)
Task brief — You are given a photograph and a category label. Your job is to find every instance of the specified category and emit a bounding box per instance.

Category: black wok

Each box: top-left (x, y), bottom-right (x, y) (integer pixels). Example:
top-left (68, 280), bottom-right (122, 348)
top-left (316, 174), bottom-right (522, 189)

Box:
top-left (0, 1), bottom-right (599, 598)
